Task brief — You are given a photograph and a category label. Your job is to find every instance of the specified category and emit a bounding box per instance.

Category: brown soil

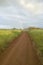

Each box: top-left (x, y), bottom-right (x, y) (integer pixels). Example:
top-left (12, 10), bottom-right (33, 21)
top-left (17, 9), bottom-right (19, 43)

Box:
top-left (0, 32), bottom-right (42, 65)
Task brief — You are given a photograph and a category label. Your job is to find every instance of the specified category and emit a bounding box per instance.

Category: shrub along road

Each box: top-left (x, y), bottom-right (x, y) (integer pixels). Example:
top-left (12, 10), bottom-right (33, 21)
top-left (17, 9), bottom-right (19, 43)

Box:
top-left (0, 32), bottom-right (42, 65)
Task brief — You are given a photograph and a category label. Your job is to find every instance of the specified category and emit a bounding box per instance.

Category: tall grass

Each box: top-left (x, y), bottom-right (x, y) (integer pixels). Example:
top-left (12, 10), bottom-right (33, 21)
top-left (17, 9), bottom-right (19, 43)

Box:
top-left (29, 29), bottom-right (43, 51)
top-left (0, 29), bottom-right (21, 52)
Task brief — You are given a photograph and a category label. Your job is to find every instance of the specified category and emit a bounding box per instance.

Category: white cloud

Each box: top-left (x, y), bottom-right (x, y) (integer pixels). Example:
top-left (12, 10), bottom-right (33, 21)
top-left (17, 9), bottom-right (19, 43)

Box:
top-left (0, 0), bottom-right (43, 29)
top-left (0, 25), bottom-right (13, 29)
top-left (0, 0), bottom-right (43, 15)
top-left (20, 0), bottom-right (43, 14)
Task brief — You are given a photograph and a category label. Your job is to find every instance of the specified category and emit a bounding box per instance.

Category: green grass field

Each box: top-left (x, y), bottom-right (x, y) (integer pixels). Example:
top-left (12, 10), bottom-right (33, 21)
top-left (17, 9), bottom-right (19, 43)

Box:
top-left (29, 29), bottom-right (43, 57)
top-left (0, 29), bottom-right (21, 52)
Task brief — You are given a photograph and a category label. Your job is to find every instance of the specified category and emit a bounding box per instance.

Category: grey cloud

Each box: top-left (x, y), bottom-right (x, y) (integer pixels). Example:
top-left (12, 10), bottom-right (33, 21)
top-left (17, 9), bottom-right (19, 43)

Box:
top-left (25, 0), bottom-right (43, 3)
top-left (0, 0), bottom-right (9, 6)
top-left (0, 0), bottom-right (43, 29)
top-left (0, 0), bottom-right (43, 6)
top-left (0, 0), bottom-right (20, 6)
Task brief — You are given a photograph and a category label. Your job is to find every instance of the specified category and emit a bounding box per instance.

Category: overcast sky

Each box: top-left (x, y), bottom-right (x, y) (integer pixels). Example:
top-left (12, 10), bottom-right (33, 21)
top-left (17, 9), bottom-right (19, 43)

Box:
top-left (0, 0), bottom-right (43, 29)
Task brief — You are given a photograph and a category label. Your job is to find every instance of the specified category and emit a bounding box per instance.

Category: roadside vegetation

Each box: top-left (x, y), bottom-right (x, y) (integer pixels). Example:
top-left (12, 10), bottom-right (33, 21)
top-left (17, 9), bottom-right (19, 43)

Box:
top-left (29, 28), bottom-right (43, 64)
top-left (0, 29), bottom-right (21, 53)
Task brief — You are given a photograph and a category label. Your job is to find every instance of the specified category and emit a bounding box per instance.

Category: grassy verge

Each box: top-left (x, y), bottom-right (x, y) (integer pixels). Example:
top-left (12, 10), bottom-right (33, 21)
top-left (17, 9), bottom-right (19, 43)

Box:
top-left (0, 29), bottom-right (21, 53)
top-left (29, 29), bottom-right (43, 64)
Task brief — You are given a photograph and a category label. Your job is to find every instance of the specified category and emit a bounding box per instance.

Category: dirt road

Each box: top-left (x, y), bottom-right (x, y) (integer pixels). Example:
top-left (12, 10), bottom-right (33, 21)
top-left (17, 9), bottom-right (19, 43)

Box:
top-left (0, 32), bottom-right (41, 65)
